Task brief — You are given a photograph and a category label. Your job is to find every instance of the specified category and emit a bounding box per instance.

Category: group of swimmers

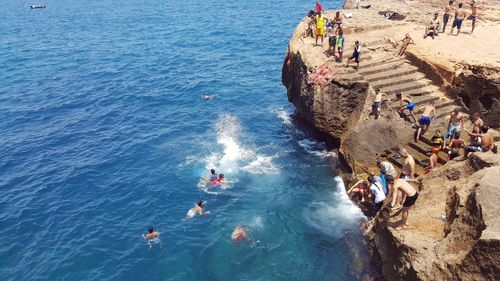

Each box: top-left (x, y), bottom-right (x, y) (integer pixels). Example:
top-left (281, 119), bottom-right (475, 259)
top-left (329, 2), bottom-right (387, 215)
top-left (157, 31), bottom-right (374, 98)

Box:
top-left (424, 0), bottom-right (478, 39)
top-left (142, 168), bottom-right (251, 247)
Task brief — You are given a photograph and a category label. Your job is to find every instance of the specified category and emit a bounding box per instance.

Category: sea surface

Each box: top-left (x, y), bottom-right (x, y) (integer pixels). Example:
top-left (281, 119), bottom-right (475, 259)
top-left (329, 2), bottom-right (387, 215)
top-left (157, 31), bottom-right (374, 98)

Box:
top-left (0, 1), bottom-right (369, 280)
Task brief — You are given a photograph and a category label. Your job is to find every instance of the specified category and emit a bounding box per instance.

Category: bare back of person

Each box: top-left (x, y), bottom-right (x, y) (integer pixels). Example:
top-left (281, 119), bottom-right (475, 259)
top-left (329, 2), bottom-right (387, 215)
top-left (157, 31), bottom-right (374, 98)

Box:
top-left (421, 105), bottom-right (435, 117)
top-left (451, 111), bottom-right (463, 125)
top-left (456, 8), bottom-right (466, 19)
top-left (395, 179), bottom-right (417, 197)
top-left (144, 232), bottom-right (160, 239)
top-left (482, 133), bottom-right (493, 151)
top-left (402, 156), bottom-right (415, 178)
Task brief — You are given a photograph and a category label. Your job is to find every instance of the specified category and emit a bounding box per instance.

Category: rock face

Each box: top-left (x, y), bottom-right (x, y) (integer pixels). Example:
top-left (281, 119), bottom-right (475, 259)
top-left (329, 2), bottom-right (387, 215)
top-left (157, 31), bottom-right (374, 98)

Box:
top-left (367, 151), bottom-right (500, 281)
top-left (451, 65), bottom-right (500, 128)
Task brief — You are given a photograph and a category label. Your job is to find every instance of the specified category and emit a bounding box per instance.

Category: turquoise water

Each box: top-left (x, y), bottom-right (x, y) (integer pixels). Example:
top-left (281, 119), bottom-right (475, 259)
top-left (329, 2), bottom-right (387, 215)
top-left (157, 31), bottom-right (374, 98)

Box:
top-left (0, 1), bottom-right (370, 280)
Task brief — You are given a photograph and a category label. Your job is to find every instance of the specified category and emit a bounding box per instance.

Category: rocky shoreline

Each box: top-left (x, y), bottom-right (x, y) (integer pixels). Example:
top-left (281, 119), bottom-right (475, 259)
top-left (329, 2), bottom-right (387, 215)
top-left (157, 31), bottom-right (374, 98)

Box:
top-left (282, 1), bottom-right (500, 280)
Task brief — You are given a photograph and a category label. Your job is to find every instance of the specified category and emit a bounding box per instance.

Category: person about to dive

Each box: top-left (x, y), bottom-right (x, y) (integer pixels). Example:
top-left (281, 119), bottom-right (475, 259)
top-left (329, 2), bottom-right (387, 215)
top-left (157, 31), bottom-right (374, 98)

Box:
top-left (186, 201), bottom-right (209, 219)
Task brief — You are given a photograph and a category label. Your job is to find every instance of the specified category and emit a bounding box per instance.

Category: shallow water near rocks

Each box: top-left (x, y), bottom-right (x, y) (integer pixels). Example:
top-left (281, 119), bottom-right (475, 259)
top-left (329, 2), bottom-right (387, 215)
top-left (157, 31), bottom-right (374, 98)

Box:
top-left (0, 0), bottom-right (370, 280)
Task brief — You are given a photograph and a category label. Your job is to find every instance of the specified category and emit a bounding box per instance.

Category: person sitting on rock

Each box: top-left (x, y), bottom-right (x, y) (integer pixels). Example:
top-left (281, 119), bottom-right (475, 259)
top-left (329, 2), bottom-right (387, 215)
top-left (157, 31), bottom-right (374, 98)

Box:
top-left (388, 177), bottom-right (419, 229)
top-left (463, 125), bottom-right (493, 157)
top-left (424, 13), bottom-right (441, 39)
top-left (430, 128), bottom-right (445, 154)
top-left (424, 149), bottom-right (439, 174)
top-left (397, 33), bottom-right (414, 56)
top-left (396, 93), bottom-right (417, 123)
top-left (368, 175), bottom-right (386, 212)
top-left (471, 112), bottom-right (484, 132)
top-left (347, 180), bottom-right (370, 203)
top-left (447, 136), bottom-right (466, 160)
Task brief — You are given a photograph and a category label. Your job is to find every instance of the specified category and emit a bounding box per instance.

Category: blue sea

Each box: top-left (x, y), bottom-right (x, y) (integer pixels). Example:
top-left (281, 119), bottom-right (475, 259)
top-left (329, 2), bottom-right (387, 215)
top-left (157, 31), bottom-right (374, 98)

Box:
top-left (0, 1), bottom-right (371, 280)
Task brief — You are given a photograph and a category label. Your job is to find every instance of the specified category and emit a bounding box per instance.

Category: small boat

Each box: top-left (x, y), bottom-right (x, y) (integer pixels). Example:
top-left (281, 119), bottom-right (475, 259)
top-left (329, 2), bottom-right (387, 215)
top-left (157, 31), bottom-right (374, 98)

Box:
top-left (30, 4), bottom-right (46, 9)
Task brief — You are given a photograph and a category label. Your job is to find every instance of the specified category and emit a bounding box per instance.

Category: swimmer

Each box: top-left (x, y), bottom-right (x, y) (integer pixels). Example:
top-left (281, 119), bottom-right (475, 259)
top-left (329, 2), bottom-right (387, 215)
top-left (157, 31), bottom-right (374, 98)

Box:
top-left (201, 93), bottom-right (212, 100)
top-left (186, 201), bottom-right (209, 219)
top-left (211, 173), bottom-right (229, 185)
top-left (231, 226), bottom-right (248, 242)
top-left (142, 226), bottom-right (160, 240)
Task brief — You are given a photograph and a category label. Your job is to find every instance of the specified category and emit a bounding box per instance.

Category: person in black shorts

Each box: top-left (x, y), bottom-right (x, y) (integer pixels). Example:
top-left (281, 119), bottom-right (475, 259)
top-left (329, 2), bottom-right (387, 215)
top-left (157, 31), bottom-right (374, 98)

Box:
top-left (347, 40), bottom-right (361, 70)
top-left (388, 177), bottom-right (419, 229)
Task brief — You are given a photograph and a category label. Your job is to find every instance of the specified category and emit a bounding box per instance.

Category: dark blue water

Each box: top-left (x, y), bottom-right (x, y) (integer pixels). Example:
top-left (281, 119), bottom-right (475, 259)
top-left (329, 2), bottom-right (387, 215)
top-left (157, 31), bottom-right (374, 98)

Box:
top-left (0, 1), bottom-right (369, 280)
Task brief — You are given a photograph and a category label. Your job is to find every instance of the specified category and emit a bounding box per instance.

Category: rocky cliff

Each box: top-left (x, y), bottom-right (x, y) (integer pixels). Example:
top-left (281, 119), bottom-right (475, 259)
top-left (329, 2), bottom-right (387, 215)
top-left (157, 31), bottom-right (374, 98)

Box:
top-left (282, 1), bottom-right (500, 280)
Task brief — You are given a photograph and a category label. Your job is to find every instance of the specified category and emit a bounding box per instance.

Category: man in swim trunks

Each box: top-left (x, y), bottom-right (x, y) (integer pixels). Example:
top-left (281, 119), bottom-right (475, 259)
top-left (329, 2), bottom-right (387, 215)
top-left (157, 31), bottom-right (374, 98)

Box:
top-left (415, 101), bottom-right (436, 142)
top-left (424, 13), bottom-right (440, 39)
top-left (231, 226), bottom-right (248, 242)
top-left (370, 88), bottom-right (385, 120)
top-left (400, 148), bottom-right (416, 179)
top-left (315, 11), bottom-right (326, 46)
top-left (327, 26), bottom-right (337, 57)
top-left (442, 1), bottom-right (454, 33)
top-left (447, 108), bottom-right (463, 142)
top-left (397, 33), bottom-right (414, 56)
top-left (450, 2), bottom-right (466, 36)
top-left (471, 112), bottom-right (484, 132)
top-left (143, 226), bottom-right (160, 240)
top-left (347, 40), bottom-right (361, 70)
top-left (347, 180), bottom-right (370, 203)
top-left (469, 0), bottom-right (477, 34)
top-left (333, 11), bottom-right (343, 32)
top-left (396, 93), bottom-right (417, 123)
top-left (464, 126), bottom-right (493, 157)
top-left (388, 178), bottom-right (419, 229)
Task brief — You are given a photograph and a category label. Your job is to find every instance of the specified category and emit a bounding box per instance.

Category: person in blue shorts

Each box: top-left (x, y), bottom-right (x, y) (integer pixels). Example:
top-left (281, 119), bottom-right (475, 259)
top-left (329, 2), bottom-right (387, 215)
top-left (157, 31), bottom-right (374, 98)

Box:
top-left (396, 93), bottom-right (417, 123)
top-left (450, 3), bottom-right (467, 36)
top-left (415, 101), bottom-right (436, 142)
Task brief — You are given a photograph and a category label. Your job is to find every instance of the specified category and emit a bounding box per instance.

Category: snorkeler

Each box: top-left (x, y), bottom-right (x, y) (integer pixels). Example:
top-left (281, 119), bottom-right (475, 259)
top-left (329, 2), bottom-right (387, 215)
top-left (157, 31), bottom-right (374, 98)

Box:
top-left (186, 201), bottom-right (209, 219)
top-left (142, 226), bottom-right (160, 240)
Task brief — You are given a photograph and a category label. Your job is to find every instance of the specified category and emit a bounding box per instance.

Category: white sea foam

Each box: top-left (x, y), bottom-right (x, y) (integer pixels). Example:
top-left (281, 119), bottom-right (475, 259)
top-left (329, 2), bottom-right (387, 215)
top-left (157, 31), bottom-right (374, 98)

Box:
top-left (303, 176), bottom-right (365, 238)
top-left (199, 113), bottom-right (279, 181)
top-left (298, 139), bottom-right (337, 159)
top-left (276, 109), bottom-right (293, 126)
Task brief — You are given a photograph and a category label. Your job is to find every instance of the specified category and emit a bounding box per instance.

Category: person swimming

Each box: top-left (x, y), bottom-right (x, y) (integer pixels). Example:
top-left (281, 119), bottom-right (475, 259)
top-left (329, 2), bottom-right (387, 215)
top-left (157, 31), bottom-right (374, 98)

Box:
top-left (142, 226), bottom-right (162, 248)
top-left (209, 169), bottom-right (218, 181)
top-left (186, 201), bottom-right (209, 219)
top-left (231, 226), bottom-right (248, 242)
top-left (210, 173), bottom-right (227, 185)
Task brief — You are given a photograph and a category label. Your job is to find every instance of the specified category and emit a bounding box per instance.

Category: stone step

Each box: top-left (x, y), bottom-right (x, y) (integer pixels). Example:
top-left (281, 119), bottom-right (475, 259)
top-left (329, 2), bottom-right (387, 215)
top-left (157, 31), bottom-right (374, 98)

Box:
top-left (364, 66), bottom-right (419, 83)
top-left (357, 56), bottom-right (400, 70)
top-left (400, 85), bottom-right (438, 97)
top-left (357, 60), bottom-right (407, 76)
top-left (382, 79), bottom-right (434, 94)
top-left (435, 104), bottom-right (463, 120)
top-left (371, 73), bottom-right (427, 89)
top-left (407, 141), bottom-right (448, 165)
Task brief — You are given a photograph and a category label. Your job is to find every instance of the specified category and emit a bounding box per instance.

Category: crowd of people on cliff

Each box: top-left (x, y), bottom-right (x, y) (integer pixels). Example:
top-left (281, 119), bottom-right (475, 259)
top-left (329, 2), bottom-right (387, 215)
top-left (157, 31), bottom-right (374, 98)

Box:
top-left (423, 0), bottom-right (478, 38)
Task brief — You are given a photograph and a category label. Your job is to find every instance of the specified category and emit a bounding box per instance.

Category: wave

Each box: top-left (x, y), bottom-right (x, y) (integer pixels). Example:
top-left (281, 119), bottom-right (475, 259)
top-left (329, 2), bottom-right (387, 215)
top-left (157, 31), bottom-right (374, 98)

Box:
top-left (276, 109), bottom-right (293, 126)
top-left (298, 139), bottom-right (337, 159)
top-left (303, 176), bottom-right (365, 238)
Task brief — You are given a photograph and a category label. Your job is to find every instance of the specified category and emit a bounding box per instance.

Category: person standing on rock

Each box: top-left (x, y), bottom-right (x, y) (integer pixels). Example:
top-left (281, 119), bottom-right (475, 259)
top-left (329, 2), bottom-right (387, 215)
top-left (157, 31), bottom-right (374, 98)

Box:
top-left (370, 88), bottom-right (386, 120)
top-left (315, 11), bottom-right (326, 46)
top-left (469, 0), bottom-right (478, 34)
top-left (347, 40), bottom-right (362, 70)
top-left (336, 29), bottom-right (345, 61)
top-left (450, 2), bottom-right (467, 36)
top-left (400, 148), bottom-right (416, 180)
top-left (397, 33), bottom-right (414, 56)
top-left (414, 101), bottom-right (436, 142)
top-left (327, 25), bottom-right (337, 57)
top-left (471, 112), bottom-right (484, 132)
top-left (446, 108), bottom-right (464, 142)
top-left (315, 1), bottom-right (323, 15)
top-left (388, 177), bottom-right (419, 229)
top-left (442, 0), bottom-right (454, 33)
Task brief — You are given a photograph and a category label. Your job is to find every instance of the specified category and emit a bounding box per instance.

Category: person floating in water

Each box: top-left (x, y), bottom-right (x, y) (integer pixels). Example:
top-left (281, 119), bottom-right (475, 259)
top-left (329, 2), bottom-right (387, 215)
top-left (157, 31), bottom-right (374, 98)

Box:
top-left (186, 201), bottom-right (209, 219)
top-left (142, 226), bottom-right (162, 248)
top-left (209, 169), bottom-right (218, 181)
top-left (202, 93), bottom-right (212, 100)
top-left (231, 226), bottom-right (248, 242)
top-left (211, 173), bottom-right (228, 185)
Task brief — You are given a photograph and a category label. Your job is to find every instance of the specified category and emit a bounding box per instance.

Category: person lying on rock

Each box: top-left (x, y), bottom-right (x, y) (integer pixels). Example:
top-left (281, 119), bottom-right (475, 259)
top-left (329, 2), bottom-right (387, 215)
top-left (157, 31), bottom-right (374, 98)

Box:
top-left (397, 33), bottom-right (414, 56)
top-left (388, 177), bottom-right (419, 229)
top-left (424, 13), bottom-right (440, 39)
